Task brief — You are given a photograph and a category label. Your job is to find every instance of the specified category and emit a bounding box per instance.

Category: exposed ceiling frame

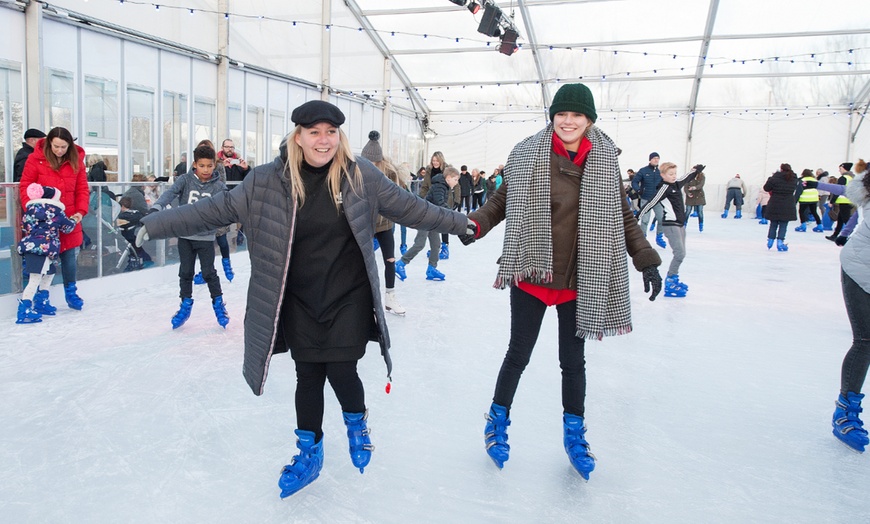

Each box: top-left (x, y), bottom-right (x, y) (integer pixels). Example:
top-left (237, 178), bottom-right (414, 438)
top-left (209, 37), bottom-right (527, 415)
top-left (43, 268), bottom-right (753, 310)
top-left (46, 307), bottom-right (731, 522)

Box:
top-left (516, 0), bottom-right (550, 111)
top-left (361, 0), bottom-right (635, 16)
top-left (343, 0), bottom-right (430, 118)
top-left (687, 0), bottom-right (720, 142)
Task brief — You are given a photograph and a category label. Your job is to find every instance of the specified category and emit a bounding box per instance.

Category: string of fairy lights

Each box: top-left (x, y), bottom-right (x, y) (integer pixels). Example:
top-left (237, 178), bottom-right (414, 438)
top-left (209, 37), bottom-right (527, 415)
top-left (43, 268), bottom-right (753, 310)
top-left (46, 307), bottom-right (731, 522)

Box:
top-left (62, 1), bottom-right (869, 123)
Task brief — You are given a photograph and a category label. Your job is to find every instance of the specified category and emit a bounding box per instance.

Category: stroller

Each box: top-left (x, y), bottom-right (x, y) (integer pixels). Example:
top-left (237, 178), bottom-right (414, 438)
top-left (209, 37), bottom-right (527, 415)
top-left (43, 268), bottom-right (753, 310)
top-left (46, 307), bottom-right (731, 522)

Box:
top-left (115, 208), bottom-right (152, 272)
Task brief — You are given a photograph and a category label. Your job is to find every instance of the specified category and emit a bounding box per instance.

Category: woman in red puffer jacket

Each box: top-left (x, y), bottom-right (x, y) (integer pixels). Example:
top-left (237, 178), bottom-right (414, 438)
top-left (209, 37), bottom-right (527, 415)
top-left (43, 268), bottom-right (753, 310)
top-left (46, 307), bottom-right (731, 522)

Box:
top-left (19, 127), bottom-right (89, 310)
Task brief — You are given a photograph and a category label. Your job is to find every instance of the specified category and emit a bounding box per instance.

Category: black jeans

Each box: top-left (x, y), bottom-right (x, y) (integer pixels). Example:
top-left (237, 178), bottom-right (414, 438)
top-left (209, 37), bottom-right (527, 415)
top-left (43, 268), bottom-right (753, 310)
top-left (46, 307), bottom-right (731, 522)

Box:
top-left (840, 270), bottom-right (870, 396)
top-left (493, 286), bottom-right (587, 416)
top-left (767, 220), bottom-right (789, 240)
top-left (375, 228), bottom-right (396, 289)
top-left (295, 360), bottom-right (366, 442)
top-left (177, 238), bottom-right (221, 300)
top-left (798, 202), bottom-right (821, 225)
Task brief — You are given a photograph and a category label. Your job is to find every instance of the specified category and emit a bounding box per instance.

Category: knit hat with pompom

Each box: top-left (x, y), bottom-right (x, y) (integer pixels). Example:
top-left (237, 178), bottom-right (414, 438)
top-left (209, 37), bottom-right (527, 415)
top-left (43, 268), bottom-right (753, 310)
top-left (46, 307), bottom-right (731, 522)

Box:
top-left (27, 183), bottom-right (61, 201)
top-left (361, 130), bottom-right (384, 163)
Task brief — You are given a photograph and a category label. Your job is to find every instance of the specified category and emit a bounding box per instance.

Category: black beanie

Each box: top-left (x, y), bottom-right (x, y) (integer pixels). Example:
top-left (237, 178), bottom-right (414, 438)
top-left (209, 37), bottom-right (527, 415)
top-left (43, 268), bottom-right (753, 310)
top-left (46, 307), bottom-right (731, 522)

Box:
top-left (841, 162), bottom-right (853, 172)
top-left (549, 83), bottom-right (597, 123)
top-left (361, 130), bottom-right (383, 163)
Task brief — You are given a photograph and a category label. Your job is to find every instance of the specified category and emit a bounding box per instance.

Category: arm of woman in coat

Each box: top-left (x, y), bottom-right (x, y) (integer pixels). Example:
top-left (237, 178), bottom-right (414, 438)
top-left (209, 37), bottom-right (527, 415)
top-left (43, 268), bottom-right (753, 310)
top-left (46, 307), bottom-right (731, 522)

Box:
top-left (466, 182), bottom-right (507, 239)
top-left (816, 181), bottom-right (846, 196)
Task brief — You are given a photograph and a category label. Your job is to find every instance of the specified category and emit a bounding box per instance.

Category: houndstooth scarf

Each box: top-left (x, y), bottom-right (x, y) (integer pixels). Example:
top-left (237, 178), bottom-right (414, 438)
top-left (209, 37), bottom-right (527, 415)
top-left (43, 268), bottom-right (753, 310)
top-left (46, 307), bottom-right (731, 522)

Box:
top-left (494, 124), bottom-right (632, 339)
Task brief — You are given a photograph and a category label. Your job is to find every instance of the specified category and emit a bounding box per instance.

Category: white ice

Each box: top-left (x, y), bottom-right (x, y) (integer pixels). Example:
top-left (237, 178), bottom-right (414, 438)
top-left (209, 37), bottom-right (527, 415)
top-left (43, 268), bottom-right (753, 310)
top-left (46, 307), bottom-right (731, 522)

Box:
top-left (2, 217), bottom-right (869, 523)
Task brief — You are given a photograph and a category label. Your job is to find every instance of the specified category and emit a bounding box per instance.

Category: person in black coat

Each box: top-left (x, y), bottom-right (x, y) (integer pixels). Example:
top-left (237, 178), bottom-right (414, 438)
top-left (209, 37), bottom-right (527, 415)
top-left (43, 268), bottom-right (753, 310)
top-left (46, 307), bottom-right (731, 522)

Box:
top-left (13, 129), bottom-right (46, 182)
top-left (762, 163), bottom-right (799, 251)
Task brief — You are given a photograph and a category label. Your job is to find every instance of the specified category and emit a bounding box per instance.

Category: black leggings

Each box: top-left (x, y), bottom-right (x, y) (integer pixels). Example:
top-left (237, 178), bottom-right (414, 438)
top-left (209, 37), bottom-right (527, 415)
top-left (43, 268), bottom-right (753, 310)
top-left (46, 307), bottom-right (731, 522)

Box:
top-left (375, 228), bottom-right (396, 289)
top-left (840, 270), bottom-right (870, 396)
top-left (177, 238), bottom-right (221, 300)
top-left (833, 204), bottom-right (854, 237)
top-left (798, 202), bottom-right (821, 225)
top-left (493, 286), bottom-right (587, 416)
top-left (295, 360), bottom-right (365, 442)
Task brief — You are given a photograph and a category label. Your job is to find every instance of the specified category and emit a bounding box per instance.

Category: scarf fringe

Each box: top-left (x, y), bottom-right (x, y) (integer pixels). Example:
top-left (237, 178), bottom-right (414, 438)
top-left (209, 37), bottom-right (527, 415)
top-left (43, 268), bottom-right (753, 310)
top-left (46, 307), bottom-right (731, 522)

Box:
top-left (493, 269), bottom-right (553, 289)
top-left (576, 323), bottom-right (633, 341)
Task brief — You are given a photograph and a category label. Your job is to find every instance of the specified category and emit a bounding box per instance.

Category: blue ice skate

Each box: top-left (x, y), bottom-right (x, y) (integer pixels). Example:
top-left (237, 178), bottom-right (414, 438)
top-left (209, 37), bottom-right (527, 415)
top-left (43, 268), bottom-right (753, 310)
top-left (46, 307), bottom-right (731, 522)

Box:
top-left (373, 237), bottom-right (379, 252)
top-left (33, 289), bottom-right (57, 316)
top-left (484, 403), bottom-right (510, 469)
top-left (279, 429), bottom-right (324, 498)
top-left (776, 239), bottom-right (788, 252)
top-left (425, 265), bottom-right (445, 281)
top-left (735, 210), bottom-right (742, 219)
top-left (400, 243), bottom-right (408, 255)
top-left (171, 297), bottom-right (194, 329)
top-left (193, 272), bottom-right (205, 285)
top-left (16, 299), bottom-right (42, 324)
top-left (563, 414), bottom-right (596, 480)
top-left (64, 282), bottom-right (83, 310)
top-left (222, 258), bottom-right (234, 282)
top-left (395, 260), bottom-right (407, 281)
top-left (655, 233), bottom-right (666, 249)
top-left (833, 392), bottom-right (869, 453)
top-left (212, 296), bottom-right (229, 328)
top-left (767, 238), bottom-right (775, 249)
top-left (343, 411), bottom-right (374, 473)
top-left (664, 275), bottom-right (687, 298)
top-left (794, 222), bottom-right (807, 232)
top-left (439, 242), bottom-right (449, 260)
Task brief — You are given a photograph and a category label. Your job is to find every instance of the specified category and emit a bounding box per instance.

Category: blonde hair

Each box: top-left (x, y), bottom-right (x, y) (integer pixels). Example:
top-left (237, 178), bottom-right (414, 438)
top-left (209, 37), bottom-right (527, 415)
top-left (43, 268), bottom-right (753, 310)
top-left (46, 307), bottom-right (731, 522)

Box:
top-left (428, 151), bottom-right (446, 172)
top-left (443, 165), bottom-right (460, 178)
top-left (659, 162), bottom-right (677, 175)
top-left (375, 158), bottom-right (407, 189)
top-left (285, 125), bottom-right (362, 209)
top-left (86, 154), bottom-right (103, 168)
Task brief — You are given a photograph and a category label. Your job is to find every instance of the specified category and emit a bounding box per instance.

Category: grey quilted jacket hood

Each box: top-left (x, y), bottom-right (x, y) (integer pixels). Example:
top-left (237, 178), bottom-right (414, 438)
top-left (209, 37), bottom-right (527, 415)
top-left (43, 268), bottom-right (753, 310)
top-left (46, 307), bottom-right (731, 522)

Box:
top-left (142, 154), bottom-right (468, 395)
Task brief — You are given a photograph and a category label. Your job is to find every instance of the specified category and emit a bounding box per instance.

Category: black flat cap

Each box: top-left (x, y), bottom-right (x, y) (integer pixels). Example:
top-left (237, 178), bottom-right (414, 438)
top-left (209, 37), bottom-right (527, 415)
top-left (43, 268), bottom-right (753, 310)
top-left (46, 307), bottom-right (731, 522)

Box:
top-left (291, 100), bottom-right (345, 127)
top-left (24, 128), bottom-right (46, 139)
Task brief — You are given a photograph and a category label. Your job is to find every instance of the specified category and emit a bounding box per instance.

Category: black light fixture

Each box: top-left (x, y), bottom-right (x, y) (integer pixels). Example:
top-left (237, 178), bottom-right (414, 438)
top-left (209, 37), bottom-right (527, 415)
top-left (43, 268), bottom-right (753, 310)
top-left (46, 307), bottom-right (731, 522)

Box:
top-left (477, 3), bottom-right (502, 37)
top-left (498, 28), bottom-right (519, 56)
top-left (448, 0), bottom-right (466, 6)
top-left (467, 1), bottom-right (481, 14)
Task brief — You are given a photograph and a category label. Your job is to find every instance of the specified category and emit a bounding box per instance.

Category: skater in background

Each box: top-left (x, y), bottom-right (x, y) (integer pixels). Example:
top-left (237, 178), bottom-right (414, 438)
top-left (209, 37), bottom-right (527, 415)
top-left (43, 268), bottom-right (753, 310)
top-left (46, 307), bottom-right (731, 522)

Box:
top-left (683, 167), bottom-right (706, 231)
top-left (827, 161), bottom-right (859, 241)
top-left (632, 152), bottom-right (666, 248)
top-left (638, 162), bottom-right (705, 297)
top-left (722, 173), bottom-right (746, 218)
top-left (472, 168), bottom-right (486, 209)
top-left (136, 100), bottom-right (471, 498)
top-left (418, 151), bottom-right (458, 260)
top-left (463, 83), bottom-right (662, 480)
top-left (148, 142), bottom-right (230, 329)
top-left (794, 168), bottom-right (824, 233)
top-left (395, 166), bottom-right (461, 282)
top-left (762, 163), bottom-right (798, 251)
top-left (755, 189), bottom-right (771, 225)
top-left (813, 163), bottom-right (870, 452)
top-left (361, 130), bottom-right (407, 316)
top-left (15, 184), bottom-right (78, 324)
top-left (19, 126), bottom-right (89, 311)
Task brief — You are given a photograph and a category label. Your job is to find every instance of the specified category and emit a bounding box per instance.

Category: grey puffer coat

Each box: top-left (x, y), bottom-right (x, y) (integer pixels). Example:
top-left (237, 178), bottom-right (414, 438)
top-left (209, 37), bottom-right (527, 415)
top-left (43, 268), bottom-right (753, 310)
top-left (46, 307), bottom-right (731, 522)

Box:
top-left (141, 155), bottom-right (468, 395)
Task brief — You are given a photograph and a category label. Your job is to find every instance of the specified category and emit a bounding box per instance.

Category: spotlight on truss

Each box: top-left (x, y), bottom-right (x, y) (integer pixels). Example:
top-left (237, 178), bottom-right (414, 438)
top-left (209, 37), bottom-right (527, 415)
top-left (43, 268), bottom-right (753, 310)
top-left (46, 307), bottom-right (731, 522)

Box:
top-left (498, 28), bottom-right (519, 56)
top-left (467, 1), bottom-right (481, 14)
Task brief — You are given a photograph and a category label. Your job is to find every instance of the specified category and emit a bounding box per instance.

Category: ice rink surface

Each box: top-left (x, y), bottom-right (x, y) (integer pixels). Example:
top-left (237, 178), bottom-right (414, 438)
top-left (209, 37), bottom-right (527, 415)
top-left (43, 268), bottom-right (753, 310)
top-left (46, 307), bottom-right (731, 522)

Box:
top-left (2, 216), bottom-right (869, 523)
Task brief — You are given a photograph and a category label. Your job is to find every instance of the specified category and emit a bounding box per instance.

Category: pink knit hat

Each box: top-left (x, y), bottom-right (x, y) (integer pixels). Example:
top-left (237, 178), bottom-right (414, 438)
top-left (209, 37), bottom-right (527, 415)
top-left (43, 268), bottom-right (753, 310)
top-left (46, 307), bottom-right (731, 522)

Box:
top-left (26, 183), bottom-right (61, 201)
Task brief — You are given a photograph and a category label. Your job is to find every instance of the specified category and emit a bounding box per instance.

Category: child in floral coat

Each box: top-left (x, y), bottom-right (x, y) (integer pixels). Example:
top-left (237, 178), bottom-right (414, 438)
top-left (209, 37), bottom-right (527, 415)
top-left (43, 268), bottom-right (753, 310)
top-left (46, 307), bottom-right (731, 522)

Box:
top-left (16, 183), bottom-right (78, 323)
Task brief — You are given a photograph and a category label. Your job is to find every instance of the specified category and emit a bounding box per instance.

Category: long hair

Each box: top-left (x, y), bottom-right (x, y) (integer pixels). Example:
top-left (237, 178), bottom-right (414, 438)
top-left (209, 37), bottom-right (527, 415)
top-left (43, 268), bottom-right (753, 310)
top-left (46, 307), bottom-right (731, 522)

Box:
top-left (285, 125), bottom-right (362, 209)
top-left (779, 163), bottom-right (795, 182)
top-left (43, 127), bottom-right (81, 174)
top-left (427, 151), bottom-right (446, 175)
top-left (374, 158), bottom-right (406, 189)
top-left (800, 168), bottom-right (814, 179)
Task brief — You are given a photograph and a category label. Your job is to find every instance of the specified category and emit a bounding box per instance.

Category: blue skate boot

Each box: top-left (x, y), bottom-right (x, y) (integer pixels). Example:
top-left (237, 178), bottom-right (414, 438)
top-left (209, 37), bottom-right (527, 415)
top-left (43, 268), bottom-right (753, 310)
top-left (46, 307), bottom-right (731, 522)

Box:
top-left (33, 289), bottom-right (57, 316)
top-left (759, 217), bottom-right (768, 225)
top-left (212, 296), bottom-right (229, 328)
top-left (664, 275), bottom-right (687, 297)
top-left (426, 265), bottom-right (446, 281)
top-left (655, 233), bottom-right (666, 249)
top-left (400, 243), bottom-right (408, 255)
top-left (667, 274), bottom-right (688, 291)
top-left (484, 403), bottom-right (511, 469)
top-left (734, 209), bottom-right (742, 219)
top-left (776, 239), bottom-right (789, 252)
top-left (699, 222), bottom-right (704, 232)
top-left (64, 282), bottom-right (84, 310)
top-left (343, 411), bottom-right (374, 473)
top-left (278, 429), bottom-right (324, 498)
top-left (171, 297), bottom-right (194, 329)
top-left (193, 272), bottom-right (205, 285)
top-left (721, 209), bottom-right (728, 218)
top-left (16, 299), bottom-right (42, 324)
top-left (794, 222), bottom-right (807, 232)
top-left (563, 413), bottom-right (596, 480)
top-left (394, 260), bottom-right (407, 281)
top-left (439, 242), bottom-right (449, 260)
top-left (812, 224), bottom-right (825, 233)
top-left (767, 238), bottom-right (775, 249)
top-left (833, 392), bottom-right (869, 452)
top-left (221, 258), bottom-right (234, 282)
top-left (373, 237), bottom-right (379, 252)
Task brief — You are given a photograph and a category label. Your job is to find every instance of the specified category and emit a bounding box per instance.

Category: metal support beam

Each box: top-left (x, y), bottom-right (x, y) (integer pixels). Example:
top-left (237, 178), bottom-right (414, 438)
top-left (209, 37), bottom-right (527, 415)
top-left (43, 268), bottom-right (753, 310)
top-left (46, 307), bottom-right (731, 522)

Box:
top-left (321, 0), bottom-right (331, 101)
top-left (344, 0), bottom-right (429, 118)
top-left (687, 0), bottom-right (720, 142)
top-left (24, 0), bottom-right (43, 128)
top-left (217, 0), bottom-right (229, 143)
top-left (516, 0), bottom-right (550, 116)
top-left (850, 77), bottom-right (870, 143)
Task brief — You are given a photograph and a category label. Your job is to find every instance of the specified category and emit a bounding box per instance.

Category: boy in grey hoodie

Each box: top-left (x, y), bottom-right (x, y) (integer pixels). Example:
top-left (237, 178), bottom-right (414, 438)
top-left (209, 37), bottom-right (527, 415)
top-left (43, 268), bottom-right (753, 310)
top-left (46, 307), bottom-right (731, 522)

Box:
top-left (149, 143), bottom-right (229, 329)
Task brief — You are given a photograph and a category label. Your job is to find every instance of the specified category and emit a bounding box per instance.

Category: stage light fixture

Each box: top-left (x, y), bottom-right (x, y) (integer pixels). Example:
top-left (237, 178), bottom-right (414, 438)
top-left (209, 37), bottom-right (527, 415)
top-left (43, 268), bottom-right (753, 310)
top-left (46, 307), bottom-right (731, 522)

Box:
top-left (467, 1), bottom-right (481, 14)
top-left (477, 3), bottom-right (502, 37)
top-left (448, 0), bottom-right (467, 6)
top-left (498, 28), bottom-right (519, 56)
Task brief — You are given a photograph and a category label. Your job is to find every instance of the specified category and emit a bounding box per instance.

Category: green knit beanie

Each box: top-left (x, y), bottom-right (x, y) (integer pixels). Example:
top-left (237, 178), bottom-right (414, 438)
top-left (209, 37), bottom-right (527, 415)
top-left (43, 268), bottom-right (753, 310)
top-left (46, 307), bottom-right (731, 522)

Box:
top-left (549, 83), bottom-right (597, 123)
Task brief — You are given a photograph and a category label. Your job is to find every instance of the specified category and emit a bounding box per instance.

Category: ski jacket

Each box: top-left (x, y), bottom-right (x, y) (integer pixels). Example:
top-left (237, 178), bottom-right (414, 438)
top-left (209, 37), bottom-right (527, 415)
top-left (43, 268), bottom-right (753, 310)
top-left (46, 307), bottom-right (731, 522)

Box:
top-left (631, 163), bottom-right (661, 201)
top-left (151, 169), bottom-right (228, 241)
top-left (684, 172), bottom-right (706, 206)
top-left (19, 139), bottom-right (89, 253)
top-left (638, 169), bottom-right (700, 227)
top-left (13, 142), bottom-right (34, 183)
top-left (141, 155), bottom-right (468, 395)
top-left (17, 197), bottom-right (77, 259)
top-left (819, 175), bottom-right (870, 294)
top-left (763, 171), bottom-right (799, 221)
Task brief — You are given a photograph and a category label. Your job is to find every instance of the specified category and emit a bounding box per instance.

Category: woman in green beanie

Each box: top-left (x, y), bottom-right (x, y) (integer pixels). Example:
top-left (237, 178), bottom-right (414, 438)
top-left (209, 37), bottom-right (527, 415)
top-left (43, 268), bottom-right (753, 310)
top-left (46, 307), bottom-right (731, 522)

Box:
top-left (462, 83), bottom-right (663, 480)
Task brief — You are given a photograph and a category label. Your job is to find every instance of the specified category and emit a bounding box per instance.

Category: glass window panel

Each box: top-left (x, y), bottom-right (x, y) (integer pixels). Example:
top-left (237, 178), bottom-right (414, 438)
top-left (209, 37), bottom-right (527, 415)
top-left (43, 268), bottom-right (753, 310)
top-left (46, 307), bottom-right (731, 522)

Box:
top-left (194, 98), bottom-right (215, 145)
top-left (270, 111), bottom-right (285, 160)
top-left (84, 77), bottom-right (119, 142)
top-left (228, 104), bottom-right (242, 154)
top-left (246, 105), bottom-right (264, 166)
top-left (163, 91), bottom-right (188, 177)
top-left (128, 88), bottom-right (154, 179)
top-left (45, 70), bottom-right (74, 131)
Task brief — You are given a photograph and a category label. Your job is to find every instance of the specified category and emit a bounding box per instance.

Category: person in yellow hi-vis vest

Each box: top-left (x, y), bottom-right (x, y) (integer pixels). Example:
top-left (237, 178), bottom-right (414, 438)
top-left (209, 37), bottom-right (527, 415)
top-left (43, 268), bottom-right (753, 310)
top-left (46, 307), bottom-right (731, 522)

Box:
top-left (827, 162), bottom-right (855, 241)
top-left (794, 168), bottom-right (824, 232)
